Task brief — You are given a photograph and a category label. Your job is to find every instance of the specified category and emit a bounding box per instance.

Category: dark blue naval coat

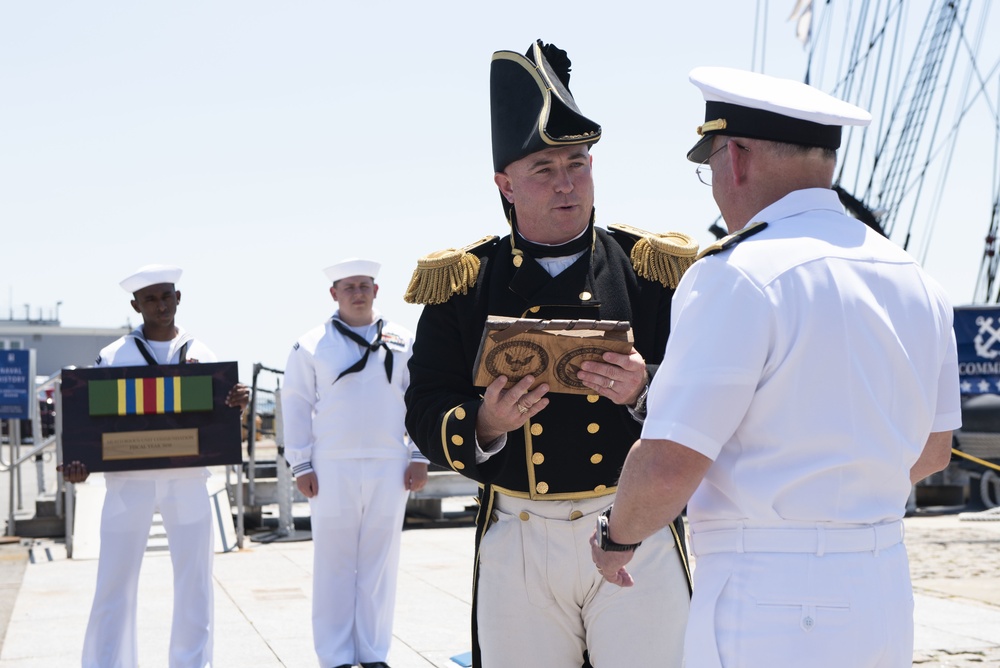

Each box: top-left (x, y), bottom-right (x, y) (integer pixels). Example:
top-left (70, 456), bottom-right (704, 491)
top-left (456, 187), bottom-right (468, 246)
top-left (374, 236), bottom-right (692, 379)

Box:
top-left (404, 225), bottom-right (691, 668)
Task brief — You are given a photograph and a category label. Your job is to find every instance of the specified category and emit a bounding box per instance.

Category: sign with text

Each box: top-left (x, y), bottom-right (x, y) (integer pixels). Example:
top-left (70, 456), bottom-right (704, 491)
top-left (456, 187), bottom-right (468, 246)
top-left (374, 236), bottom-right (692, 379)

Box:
top-left (0, 349), bottom-right (34, 420)
top-left (61, 362), bottom-right (241, 472)
top-left (955, 306), bottom-right (1000, 395)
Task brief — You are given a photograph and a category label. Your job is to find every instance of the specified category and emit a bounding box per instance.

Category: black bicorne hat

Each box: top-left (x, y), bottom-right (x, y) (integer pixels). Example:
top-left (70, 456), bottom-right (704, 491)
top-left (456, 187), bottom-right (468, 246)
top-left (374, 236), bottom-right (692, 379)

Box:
top-left (490, 40), bottom-right (601, 173)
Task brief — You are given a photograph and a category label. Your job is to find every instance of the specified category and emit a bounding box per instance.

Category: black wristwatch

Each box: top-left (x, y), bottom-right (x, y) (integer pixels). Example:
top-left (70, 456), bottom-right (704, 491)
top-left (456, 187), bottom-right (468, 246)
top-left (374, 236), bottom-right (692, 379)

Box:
top-left (596, 507), bottom-right (642, 552)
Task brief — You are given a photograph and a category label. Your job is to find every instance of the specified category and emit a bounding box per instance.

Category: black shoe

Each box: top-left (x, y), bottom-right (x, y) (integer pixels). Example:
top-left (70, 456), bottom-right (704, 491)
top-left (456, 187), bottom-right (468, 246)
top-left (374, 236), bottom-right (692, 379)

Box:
top-left (360, 663), bottom-right (390, 668)
top-left (332, 664), bottom-right (354, 668)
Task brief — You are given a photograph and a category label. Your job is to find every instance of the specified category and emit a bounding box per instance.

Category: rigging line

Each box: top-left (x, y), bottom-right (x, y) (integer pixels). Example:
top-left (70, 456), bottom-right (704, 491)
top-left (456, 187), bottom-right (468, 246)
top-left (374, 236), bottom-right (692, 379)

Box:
top-left (752, 0), bottom-right (761, 72)
top-left (828, 0), bottom-right (872, 167)
top-left (830, 0), bottom-right (900, 96)
top-left (952, 0), bottom-right (1000, 124)
top-left (909, 1), bottom-right (969, 259)
top-left (974, 55), bottom-right (1000, 302)
top-left (841, 0), bottom-right (874, 117)
top-left (986, 74), bottom-right (1000, 302)
top-left (846, 0), bottom-right (899, 196)
top-left (805, 0), bottom-right (834, 87)
top-left (896, 66), bottom-right (1000, 229)
top-left (832, 0), bottom-right (865, 95)
top-left (760, 0), bottom-right (768, 73)
top-left (803, 0), bottom-right (817, 84)
top-left (880, 0), bottom-right (942, 205)
top-left (829, 0), bottom-right (867, 97)
top-left (920, 0), bottom-right (993, 264)
top-left (877, 0), bottom-right (956, 240)
top-left (861, 0), bottom-right (909, 206)
top-left (828, 2), bottom-right (863, 185)
top-left (837, 0), bottom-right (875, 188)
top-left (922, 59), bottom-right (1000, 160)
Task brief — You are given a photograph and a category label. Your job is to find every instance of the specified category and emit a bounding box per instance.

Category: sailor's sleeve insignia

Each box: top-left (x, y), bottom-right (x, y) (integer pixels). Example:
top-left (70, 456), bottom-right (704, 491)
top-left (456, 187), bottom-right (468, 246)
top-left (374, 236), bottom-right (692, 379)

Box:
top-left (608, 223), bottom-right (699, 288)
top-left (404, 235), bottom-right (499, 305)
top-left (696, 221), bottom-right (768, 260)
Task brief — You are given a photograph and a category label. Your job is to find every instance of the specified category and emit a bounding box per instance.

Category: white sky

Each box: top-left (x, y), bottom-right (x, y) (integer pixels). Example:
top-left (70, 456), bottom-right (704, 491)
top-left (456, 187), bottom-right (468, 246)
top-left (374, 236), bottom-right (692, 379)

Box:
top-left (2, 1), bottom-right (995, 385)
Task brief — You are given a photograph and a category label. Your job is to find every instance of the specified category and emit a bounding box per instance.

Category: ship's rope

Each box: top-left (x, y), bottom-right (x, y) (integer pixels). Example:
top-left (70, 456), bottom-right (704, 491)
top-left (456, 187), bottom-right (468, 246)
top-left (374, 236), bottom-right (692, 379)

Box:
top-left (952, 448), bottom-right (1000, 474)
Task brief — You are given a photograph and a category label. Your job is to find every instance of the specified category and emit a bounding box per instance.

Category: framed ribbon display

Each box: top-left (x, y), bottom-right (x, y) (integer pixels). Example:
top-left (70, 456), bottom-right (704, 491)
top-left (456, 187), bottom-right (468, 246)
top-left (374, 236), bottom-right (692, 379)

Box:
top-left (61, 362), bottom-right (242, 472)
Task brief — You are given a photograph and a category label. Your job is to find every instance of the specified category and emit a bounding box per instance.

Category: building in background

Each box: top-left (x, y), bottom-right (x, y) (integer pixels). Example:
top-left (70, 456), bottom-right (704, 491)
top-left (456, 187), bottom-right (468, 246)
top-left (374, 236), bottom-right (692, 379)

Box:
top-left (1, 308), bottom-right (128, 377)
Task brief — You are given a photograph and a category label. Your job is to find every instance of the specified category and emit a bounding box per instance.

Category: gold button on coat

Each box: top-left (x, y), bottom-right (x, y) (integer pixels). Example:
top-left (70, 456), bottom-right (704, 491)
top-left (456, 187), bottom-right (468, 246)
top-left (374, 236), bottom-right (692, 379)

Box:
top-left (519, 511), bottom-right (530, 521)
top-left (587, 423), bottom-right (600, 434)
top-left (451, 435), bottom-right (464, 446)
top-left (569, 510), bottom-right (583, 520)
top-left (453, 461), bottom-right (465, 470)
top-left (590, 453), bottom-right (603, 464)
top-left (536, 481), bottom-right (549, 494)
top-left (513, 255), bottom-right (523, 267)
top-left (594, 484), bottom-right (607, 493)
top-left (531, 452), bottom-right (544, 465)
top-left (455, 407), bottom-right (466, 420)
top-left (579, 291), bottom-right (592, 300)
top-left (529, 306), bottom-right (541, 313)
top-left (587, 394), bottom-right (599, 403)
top-left (530, 423), bottom-right (543, 436)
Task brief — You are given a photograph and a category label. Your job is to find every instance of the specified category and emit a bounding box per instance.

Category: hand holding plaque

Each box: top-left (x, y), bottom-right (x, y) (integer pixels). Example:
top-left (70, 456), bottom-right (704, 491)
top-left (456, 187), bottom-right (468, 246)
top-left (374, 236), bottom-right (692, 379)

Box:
top-left (473, 317), bottom-right (634, 395)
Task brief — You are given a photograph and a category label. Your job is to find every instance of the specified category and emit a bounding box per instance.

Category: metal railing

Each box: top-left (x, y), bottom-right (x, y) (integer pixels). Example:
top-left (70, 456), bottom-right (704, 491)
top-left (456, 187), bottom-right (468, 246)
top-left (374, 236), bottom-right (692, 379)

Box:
top-left (1, 372), bottom-right (63, 538)
top-left (231, 362), bottom-right (285, 548)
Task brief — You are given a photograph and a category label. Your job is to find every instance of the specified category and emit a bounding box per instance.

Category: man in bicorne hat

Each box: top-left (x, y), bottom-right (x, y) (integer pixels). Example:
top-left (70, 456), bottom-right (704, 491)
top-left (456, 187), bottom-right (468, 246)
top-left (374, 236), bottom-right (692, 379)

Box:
top-left (592, 67), bottom-right (962, 667)
top-left (282, 258), bottom-right (428, 668)
top-left (61, 263), bottom-right (249, 668)
top-left (404, 41), bottom-right (694, 667)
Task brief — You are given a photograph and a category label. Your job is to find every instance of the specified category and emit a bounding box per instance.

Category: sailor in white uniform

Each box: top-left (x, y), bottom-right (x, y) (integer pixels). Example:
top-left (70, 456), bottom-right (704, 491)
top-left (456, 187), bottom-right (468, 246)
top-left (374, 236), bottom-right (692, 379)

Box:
top-left (591, 68), bottom-right (962, 667)
top-left (62, 264), bottom-right (248, 668)
top-left (282, 258), bottom-right (428, 668)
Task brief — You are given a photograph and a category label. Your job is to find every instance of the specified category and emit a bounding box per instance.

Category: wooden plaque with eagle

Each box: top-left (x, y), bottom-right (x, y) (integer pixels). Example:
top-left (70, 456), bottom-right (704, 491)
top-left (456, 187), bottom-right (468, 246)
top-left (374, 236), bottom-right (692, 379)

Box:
top-left (472, 317), bottom-right (634, 395)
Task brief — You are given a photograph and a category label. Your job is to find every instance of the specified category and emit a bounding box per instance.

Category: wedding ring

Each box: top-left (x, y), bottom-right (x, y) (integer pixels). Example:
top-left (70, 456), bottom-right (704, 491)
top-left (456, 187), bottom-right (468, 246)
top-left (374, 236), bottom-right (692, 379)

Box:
top-left (517, 403), bottom-right (529, 414)
top-left (608, 379), bottom-right (615, 390)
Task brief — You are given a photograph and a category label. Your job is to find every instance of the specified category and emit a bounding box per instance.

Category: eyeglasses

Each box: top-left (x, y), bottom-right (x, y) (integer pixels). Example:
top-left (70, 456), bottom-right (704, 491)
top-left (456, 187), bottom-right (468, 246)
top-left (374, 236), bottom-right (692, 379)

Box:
top-left (695, 141), bottom-right (750, 186)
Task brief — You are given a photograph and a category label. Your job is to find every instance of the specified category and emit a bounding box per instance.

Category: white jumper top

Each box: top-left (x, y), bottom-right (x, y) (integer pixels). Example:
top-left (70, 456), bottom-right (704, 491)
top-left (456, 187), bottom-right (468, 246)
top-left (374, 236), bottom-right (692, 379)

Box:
top-left (96, 325), bottom-right (217, 480)
top-left (281, 310), bottom-right (426, 477)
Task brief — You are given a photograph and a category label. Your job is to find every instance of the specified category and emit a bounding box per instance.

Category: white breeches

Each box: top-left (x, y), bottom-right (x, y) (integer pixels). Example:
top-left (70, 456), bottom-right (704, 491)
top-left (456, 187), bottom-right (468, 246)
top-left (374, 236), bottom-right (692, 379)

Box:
top-left (476, 494), bottom-right (690, 668)
top-left (308, 457), bottom-right (409, 667)
top-left (82, 476), bottom-right (214, 668)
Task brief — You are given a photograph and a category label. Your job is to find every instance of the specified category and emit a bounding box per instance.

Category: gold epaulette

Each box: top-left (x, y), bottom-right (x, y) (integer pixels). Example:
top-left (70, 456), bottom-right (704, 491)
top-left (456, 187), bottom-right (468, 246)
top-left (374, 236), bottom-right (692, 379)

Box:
top-left (404, 235), bottom-right (499, 305)
top-left (609, 223), bottom-right (699, 289)
top-left (695, 221), bottom-right (768, 260)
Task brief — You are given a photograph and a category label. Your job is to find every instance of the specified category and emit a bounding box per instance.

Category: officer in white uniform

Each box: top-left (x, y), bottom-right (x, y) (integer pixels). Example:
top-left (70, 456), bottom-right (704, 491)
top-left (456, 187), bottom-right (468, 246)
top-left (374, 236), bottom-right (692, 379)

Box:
top-left (591, 68), bottom-right (962, 667)
top-left (282, 258), bottom-right (428, 668)
top-left (62, 264), bottom-right (248, 668)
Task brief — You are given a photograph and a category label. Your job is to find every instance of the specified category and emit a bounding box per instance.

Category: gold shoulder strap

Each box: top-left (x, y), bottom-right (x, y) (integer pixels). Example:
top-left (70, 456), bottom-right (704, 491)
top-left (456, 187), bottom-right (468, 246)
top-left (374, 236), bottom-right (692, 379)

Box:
top-left (609, 223), bottom-right (699, 289)
top-left (404, 236), bottom-right (499, 305)
top-left (695, 221), bottom-right (768, 260)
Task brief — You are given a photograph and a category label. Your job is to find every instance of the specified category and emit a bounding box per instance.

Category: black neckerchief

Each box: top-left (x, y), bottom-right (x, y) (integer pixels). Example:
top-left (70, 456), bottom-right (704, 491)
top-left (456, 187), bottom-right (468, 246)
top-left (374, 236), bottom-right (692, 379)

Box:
top-left (134, 335), bottom-right (188, 366)
top-left (510, 207), bottom-right (596, 259)
top-left (332, 318), bottom-right (392, 384)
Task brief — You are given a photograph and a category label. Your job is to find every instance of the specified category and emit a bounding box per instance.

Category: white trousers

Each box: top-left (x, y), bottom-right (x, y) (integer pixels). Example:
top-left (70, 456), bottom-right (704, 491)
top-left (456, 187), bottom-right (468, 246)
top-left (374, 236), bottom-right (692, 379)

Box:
top-left (477, 495), bottom-right (690, 668)
top-left (685, 544), bottom-right (914, 667)
top-left (309, 457), bottom-right (409, 667)
top-left (82, 476), bottom-right (215, 668)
